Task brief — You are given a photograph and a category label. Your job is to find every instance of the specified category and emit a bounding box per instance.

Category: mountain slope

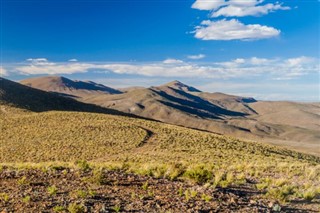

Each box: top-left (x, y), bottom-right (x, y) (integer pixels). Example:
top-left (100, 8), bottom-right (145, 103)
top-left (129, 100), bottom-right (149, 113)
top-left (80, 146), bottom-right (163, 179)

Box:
top-left (20, 76), bottom-right (122, 99)
top-left (0, 77), bottom-right (124, 115)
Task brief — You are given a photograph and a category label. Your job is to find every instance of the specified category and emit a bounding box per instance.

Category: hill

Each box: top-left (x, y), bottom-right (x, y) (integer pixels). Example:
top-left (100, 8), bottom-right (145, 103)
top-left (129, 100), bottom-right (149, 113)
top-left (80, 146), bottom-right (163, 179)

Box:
top-left (0, 77), bottom-right (126, 116)
top-left (20, 76), bottom-right (122, 98)
top-left (1, 78), bottom-right (319, 211)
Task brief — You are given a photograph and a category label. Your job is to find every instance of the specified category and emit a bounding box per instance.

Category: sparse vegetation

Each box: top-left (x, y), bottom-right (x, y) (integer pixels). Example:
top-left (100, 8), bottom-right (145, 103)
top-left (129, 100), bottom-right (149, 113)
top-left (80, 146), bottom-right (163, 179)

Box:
top-left (142, 181), bottom-right (149, 190)
top-left (112, 204), bottom-right (121, 212)
top-left (17, 176), bottom-right (28, 186)
top-left (201, 193), bottom-right (212, 202)
top-left (47, 185), bottom-right (58, 196)
top-left (67, 203), bottom-right (85, 213)
top-left (22, 195), bottom-right (31, 203)
top-left (0, 193), bottom-right (9, 203)
top-left (0, 106), bottom-right (319, 211)
top-left (53, 205), bottom-right (66, 212)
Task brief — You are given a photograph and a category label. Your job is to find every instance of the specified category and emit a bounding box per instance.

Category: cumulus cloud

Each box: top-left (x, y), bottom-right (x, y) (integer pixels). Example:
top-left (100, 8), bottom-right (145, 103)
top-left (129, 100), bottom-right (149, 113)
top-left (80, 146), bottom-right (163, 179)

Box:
top-left (0, 67), bottom-right (8, 76)
top-left (187, 54), bottom-right (206, 60)
top-left (193, 19), bottom-right (280, 40)
top-left (192, 0), bottom-right (290, 17)
top-left (14, 56), bottom-right (319, 80)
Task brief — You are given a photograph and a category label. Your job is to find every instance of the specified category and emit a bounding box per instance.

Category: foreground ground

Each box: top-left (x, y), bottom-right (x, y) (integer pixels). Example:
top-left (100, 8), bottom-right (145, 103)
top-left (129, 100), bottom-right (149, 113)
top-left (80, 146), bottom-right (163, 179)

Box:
top-left (0, 166), bottom-right (319, 213)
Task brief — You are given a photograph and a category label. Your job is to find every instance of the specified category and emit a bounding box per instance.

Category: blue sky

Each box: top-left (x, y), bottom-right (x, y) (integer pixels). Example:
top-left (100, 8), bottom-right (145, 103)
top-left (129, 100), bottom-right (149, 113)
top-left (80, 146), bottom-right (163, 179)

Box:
top-left (1, 0), bottom-right (319, 101)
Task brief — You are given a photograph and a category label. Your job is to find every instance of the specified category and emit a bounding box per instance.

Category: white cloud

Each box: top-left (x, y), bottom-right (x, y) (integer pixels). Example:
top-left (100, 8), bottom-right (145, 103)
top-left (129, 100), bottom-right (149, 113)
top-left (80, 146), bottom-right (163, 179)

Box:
top-left (212, 3), bottom-right (290, 17)
top-left (163, 58), bottom-right (184, 64)
top-left (250, 57), bottom-right (273, 65)
top-left (187, 54), bottom-right (206, 60)
top-left (14, 56), bottom-right (319, 80)
top-left (18, 61), bottom-right (94, 75)
top-left (285, 56), bottom-right (315, 67)
top-left (68, 59), bottom-right (78, 62)
top-left (194, 19), bottom-right (280, 41)
top-left (26, 58), bottom-right (55, 66)
top-left (0, 67), bottom-right (8, 76)
top-left (192, 0), bottom-right (226, 10)
top-left (192, 0), bottom-right (290, 17)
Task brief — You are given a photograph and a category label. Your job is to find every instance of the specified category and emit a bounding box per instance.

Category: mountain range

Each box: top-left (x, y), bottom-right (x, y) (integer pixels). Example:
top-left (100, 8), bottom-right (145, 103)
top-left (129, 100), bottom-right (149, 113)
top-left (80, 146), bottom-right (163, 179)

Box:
top-left (5, 75), bottom-right (320, 155)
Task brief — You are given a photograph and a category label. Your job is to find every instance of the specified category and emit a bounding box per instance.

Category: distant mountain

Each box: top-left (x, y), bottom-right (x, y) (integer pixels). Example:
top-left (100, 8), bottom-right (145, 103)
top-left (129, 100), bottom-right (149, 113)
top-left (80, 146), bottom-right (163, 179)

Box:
top-left (17, 75), bottom-right (320, 155)
top-left (158, 80), bottom-right (202, 92)
top-left (20, 76), bottom-right (122, 99)
top-left (0, 77), bottom-right (124, 116)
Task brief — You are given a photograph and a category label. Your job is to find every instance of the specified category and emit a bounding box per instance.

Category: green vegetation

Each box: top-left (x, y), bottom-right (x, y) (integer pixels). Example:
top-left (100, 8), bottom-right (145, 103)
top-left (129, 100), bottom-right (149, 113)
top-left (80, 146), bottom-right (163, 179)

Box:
top-left (67, 203), bottom-right (85, 213)
top-left (112, 204), bottom-right (121, 212)
top-left (22, 195), bottom-right (31, 203)
top-left (17, 176), bottom-right (29, 186)
top-left (53, 206), bottom-right (66, 212)
top-left (142, 181), bottom-right (149, 190)
top-left (201, 193), bottom-right (212, 202)
top-left (47, 185), bottom-right (58, 196)
top-left (0, 193), bottom-right (9, 203)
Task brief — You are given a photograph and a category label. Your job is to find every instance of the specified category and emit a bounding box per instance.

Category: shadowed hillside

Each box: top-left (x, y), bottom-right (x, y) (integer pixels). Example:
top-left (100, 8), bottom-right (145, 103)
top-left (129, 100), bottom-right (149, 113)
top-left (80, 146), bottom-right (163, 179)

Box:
top-left (20, 76), bottom-right (122, 98)
top-left (0, 77), bottom-right (125, 115)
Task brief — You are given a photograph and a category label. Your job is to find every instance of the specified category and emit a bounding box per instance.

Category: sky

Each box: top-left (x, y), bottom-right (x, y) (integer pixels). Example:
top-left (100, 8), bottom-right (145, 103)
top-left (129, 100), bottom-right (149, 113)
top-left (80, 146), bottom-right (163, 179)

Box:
top-left (1, 0), bottom-right (319, 101)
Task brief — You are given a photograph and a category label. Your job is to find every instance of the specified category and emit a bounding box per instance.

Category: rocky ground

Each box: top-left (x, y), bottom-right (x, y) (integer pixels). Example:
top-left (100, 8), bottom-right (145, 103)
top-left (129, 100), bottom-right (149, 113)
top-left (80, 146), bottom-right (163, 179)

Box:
top-left (0, 167), bottom-right (318, 213)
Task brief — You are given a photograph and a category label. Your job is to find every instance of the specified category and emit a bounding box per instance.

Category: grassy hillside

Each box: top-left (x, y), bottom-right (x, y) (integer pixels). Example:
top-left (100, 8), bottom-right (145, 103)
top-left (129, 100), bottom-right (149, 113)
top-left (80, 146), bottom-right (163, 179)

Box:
top-left (1, 108), bottom-right (319, 205)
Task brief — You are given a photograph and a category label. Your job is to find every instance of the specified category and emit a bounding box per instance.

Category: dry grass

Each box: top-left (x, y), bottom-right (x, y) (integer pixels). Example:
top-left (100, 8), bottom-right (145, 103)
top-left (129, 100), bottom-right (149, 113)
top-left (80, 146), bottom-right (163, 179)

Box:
top-left (1, 108), bottom-right (319, 203)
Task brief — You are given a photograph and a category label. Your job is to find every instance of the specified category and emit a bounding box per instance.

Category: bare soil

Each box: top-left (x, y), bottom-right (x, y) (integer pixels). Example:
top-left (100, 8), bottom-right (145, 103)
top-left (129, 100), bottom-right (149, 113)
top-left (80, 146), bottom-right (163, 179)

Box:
top-left (0, 167), bottom-right (318, 213)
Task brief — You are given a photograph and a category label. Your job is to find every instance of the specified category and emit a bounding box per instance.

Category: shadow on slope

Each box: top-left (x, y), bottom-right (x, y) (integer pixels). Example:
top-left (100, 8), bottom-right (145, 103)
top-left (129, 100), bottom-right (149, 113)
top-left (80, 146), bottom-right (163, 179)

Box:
top-left (0, 77), bottom-right (133, 117)
top-left (151, 87), bottom-right (248, 119)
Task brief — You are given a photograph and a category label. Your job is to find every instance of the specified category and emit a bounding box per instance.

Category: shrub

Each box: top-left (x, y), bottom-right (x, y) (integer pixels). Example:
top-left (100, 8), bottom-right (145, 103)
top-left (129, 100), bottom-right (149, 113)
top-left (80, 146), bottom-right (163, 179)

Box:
top-left (184, 166), bottom-right (212, 184)
top-left (201, 193), bottom-right (212, 202)
top-left (0, 193), bottom-right (9, 203)
top-left (68, 203), bottom-right (85, 213)
top-left (75, 160), bottom-right (91, 172)
top-left (18, 176), bottom-right (28, 186)
top-left (53, 206), bottom-right (65, 212)
top-left (22, 196), bottom-right (31, 203)
top-left (112, 205), bottom-right (121, 213)
top-left (47, 185), bottom-right (58, 196)
top-left (302, 189), bottom-right (319, 201)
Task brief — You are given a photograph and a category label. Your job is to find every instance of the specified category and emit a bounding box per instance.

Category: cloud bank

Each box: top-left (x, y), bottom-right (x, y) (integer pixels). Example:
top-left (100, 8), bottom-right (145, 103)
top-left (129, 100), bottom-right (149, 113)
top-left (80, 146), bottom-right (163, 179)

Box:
top-left (9, 57), bottom-right (319, 80)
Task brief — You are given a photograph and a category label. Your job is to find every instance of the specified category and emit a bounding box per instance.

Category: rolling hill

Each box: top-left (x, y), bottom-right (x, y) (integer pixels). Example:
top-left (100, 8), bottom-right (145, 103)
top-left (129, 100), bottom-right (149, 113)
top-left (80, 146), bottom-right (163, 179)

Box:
top-left (20, 76), bottom-right (320, 155)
